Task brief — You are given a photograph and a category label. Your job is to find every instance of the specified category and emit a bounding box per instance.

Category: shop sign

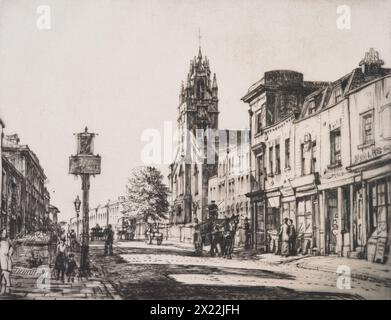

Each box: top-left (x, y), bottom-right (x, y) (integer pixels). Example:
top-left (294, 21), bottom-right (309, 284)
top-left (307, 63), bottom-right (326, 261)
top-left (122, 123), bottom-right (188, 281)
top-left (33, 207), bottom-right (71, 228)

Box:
top-left (69, 155), bottom-right (101, 175)
top-left (267, 196), bottom-right (280, 208)
top-left (280, 185), bottom-right (294, 197)
top-left (353, 144), bottom-right (391, 165)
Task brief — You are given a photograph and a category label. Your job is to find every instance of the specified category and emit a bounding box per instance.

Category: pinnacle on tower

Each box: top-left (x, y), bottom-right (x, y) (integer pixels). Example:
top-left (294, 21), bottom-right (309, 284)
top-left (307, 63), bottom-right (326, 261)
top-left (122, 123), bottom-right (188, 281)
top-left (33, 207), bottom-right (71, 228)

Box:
top-left (212, 73), bottom-right (218, 98)
top-left (212, 73), bottom-right (218, 88)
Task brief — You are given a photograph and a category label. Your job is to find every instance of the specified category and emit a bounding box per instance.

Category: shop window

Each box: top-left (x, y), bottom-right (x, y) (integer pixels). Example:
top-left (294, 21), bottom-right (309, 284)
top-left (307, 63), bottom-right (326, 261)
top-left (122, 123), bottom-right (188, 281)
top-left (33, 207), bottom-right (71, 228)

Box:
top-left (282, 201), bottom-right (295, 222)
top-left (266, 207), bottom-right (280, 232)
top-left (369, 179), bottom-right (389, 236)
top-left (360, 110), bottom-right (374, 145)
top-left (285, 138), bottom-right (290, 169)
top-left (297, 196), bottom-right (313, 235)
top-left (330, 128), bottom-right (341, 166)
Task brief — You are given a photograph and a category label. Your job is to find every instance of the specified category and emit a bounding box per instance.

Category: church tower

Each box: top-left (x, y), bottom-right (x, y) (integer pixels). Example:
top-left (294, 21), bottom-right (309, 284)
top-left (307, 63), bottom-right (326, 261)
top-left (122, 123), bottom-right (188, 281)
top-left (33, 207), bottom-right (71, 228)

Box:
top-left (169, 47), bottom-right (219, 225)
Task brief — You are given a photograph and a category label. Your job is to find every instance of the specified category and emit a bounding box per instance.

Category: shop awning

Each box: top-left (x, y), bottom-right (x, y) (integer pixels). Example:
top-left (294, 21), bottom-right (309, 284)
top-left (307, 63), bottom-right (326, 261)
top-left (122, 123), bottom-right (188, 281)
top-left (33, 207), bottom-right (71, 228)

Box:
top-left (267, 196), bottom-right (280, 208)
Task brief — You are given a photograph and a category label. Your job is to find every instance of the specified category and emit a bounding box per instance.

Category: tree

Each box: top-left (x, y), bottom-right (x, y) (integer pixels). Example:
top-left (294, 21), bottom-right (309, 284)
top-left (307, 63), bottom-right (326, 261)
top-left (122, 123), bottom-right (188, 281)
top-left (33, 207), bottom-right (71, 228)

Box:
top-left (124, 166), bottom-right (169, 222)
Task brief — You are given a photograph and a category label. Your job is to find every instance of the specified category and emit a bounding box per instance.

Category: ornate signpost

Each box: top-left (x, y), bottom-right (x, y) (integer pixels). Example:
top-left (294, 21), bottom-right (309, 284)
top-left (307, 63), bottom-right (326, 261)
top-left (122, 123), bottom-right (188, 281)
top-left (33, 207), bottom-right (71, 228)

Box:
top-left (69, 127), bottom-right (101, 274)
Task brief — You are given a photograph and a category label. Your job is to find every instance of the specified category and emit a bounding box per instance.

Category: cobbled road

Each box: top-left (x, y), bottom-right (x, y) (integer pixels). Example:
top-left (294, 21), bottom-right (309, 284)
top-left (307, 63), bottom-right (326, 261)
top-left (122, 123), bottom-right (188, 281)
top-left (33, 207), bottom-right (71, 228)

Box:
top-left (89, 241), bottom-right (390, 300)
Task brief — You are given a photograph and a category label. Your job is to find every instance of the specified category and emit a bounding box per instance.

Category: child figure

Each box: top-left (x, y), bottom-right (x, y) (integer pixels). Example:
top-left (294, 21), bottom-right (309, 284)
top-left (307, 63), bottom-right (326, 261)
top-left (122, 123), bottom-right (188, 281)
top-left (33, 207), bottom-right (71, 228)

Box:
top-left (66, 253), bottom-right (78, 283)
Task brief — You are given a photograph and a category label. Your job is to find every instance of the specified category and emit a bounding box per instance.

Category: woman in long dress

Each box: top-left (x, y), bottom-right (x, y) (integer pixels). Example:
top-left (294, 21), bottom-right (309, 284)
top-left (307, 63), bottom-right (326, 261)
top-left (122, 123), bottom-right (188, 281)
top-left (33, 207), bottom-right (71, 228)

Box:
top-left (279, 218), bottom-right (290, 257)
top-left (0, 229), bottom-right (14, 294)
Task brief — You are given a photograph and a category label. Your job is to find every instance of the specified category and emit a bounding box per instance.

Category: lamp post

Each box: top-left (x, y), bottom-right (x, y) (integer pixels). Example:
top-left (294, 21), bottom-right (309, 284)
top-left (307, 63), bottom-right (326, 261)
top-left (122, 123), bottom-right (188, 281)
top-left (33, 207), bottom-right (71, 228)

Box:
top-left (69, 127), bottom-right (101, 276)
top-left (73, 195), bottom-right (81, 240)
top-left (105, 200), bottom-right (110, 228)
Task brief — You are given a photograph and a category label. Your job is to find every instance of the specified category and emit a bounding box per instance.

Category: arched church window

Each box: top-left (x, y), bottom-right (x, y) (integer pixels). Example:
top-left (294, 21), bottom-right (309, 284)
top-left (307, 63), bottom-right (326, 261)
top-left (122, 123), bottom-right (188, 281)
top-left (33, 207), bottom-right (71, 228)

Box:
top-left (179, 165), bottom-right (184, 195)
top-left (196, 79), bottom-right (205, 99)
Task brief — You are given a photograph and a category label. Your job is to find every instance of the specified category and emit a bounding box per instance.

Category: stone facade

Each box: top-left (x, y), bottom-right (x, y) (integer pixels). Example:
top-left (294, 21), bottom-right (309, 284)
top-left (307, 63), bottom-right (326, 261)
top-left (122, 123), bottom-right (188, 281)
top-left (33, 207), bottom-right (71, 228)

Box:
top-left (2, 134), bottom-right (49, 234)
top-left (242, 49), bottom-right (391, 263)
top-left (208, 130), bottom-right (251, 219)
top-left (1, 155), bottom-right (24, 238)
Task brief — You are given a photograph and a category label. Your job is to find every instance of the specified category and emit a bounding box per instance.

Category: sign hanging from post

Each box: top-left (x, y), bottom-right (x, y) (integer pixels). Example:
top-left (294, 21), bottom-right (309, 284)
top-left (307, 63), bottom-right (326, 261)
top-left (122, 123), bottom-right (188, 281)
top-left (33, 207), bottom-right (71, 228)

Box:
top-left (69, 155), bottom-right (101, 175)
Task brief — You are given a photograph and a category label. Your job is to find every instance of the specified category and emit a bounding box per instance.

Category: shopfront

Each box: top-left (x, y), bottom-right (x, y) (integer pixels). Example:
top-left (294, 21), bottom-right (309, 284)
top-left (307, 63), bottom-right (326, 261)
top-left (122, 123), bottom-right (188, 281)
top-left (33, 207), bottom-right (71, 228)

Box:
top-left (246, 190), bottom-right (265, 251)
top-left (367, 176), bottom-right (391, 263)
top-left (265, 191), bottom-right (281, 253)
top-left (296, 194), bottom-right (318, 254)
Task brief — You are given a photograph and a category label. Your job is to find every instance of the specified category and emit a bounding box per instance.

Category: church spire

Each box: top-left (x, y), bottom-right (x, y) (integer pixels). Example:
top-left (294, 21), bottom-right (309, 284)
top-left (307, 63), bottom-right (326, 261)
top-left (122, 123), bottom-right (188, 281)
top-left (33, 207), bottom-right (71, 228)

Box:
top-left (197, 46), bottom-right (202, 62)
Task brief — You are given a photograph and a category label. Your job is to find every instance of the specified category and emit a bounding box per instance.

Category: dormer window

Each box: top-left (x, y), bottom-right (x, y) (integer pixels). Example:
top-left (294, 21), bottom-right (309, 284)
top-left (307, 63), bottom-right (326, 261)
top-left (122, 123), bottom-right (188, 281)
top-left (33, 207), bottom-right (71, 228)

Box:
top-left (335, 87), bottom-right (342, 103)
top-left (308, 101), bottom-right (316, 115)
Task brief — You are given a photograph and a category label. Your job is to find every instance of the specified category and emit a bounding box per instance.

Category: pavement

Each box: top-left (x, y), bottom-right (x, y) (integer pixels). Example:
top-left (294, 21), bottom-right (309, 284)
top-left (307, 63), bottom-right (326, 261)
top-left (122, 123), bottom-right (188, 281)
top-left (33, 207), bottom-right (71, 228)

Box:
top-left (0, 242), bottom-right (122, 300)
top-left (164, 239), bottom-right (391, 285)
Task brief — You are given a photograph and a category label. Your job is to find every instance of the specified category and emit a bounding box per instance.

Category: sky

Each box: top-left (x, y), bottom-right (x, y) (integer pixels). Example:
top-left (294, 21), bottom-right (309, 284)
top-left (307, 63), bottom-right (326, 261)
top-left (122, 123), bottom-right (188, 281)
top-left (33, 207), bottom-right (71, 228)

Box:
top-left (0, 0), bottom-right (390, 223)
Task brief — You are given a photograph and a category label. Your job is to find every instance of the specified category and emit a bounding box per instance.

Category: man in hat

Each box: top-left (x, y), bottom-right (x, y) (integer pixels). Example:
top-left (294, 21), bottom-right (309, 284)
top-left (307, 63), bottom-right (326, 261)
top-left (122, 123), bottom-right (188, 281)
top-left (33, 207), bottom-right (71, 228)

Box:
top-left (104, 224), bottom-right (114, 256)
top-left (244, 217), bottom-right (251, 249)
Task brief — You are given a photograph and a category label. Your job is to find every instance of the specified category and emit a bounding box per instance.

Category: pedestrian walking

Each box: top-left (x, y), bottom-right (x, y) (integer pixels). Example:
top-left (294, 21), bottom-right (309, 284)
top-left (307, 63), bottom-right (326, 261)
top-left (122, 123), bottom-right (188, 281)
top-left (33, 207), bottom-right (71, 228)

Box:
top-left (0, 229), bottom-right (14, 294)
top-left (288, 219), bottom-right (297, 256)
top-left (279, 218), bottom-right (290, 257)
top-left (48, 229), bottom-right (58, 267)
top-left (54, 237), bottom-right (67, 282)
top-left (244, 217), bottom-right (251, 249)
top-left (66, 253), bottom-right (78, 283)
top-left (69, 229), bottom-right (77, 252)
top-left (104, 224), bottom-right (114, 256)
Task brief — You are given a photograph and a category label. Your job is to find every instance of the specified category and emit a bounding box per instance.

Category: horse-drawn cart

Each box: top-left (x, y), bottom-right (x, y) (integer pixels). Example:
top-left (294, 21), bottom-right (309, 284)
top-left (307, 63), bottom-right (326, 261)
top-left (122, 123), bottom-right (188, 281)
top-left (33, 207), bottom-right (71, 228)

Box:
top-left (193, 215), bottom-right (239, 258)
top-left (145, 223), bottom-right (163, 245)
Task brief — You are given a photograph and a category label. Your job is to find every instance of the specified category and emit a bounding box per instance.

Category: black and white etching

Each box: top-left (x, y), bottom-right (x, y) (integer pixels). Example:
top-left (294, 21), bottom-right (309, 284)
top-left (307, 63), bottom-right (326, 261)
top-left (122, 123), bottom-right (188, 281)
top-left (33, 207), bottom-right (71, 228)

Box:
top-left (0, 0), bottom-right (390, 302)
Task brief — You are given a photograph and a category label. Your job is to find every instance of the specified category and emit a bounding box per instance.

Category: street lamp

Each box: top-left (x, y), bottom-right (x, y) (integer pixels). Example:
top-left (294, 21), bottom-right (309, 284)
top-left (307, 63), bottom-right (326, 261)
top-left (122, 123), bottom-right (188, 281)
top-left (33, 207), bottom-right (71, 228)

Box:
top-left (105, 200), bottom-right (110, 228)
top-left (74, 195), bottom-right (81, 240)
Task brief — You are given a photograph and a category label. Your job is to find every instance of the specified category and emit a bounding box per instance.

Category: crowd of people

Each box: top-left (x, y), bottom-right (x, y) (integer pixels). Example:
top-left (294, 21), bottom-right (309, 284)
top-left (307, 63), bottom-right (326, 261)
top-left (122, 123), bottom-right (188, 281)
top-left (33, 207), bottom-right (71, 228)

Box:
top-left (0, 223), bottom-right (116, 294)
top-left (52, 224), bottom-right (114, 282)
